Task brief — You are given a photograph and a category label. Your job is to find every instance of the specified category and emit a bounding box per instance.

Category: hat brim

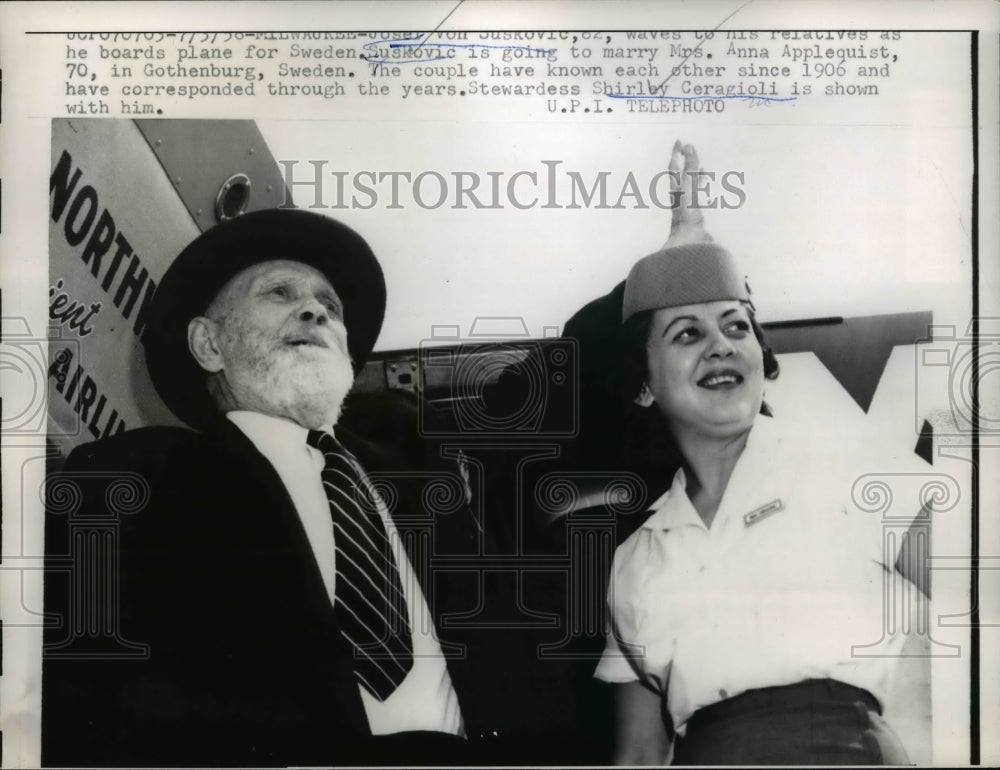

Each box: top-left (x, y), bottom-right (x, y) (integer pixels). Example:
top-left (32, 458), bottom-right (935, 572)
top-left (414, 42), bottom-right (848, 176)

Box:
top-left (142, 209), bottom-right (385, 429)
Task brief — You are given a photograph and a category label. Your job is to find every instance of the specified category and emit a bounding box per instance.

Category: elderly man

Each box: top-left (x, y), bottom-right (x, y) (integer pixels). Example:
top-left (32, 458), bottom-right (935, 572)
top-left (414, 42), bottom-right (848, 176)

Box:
top-left (43, 210), bottom-right (469, 767)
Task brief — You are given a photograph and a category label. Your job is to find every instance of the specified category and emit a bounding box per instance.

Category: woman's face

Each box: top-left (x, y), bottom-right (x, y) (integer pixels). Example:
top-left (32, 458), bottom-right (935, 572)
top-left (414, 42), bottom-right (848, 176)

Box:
top-left (638, 300), bottom-right (765, 442)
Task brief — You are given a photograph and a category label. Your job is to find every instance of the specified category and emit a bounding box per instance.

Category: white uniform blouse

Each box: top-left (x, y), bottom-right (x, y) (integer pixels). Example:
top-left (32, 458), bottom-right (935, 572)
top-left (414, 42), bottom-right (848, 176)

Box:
top-left (594, 414), bottom-right (931, 735)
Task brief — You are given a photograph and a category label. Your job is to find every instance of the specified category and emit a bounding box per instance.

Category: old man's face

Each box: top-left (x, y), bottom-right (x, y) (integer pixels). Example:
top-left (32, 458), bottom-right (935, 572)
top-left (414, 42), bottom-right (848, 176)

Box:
top-left (188, 259), bottom-right (355, 429)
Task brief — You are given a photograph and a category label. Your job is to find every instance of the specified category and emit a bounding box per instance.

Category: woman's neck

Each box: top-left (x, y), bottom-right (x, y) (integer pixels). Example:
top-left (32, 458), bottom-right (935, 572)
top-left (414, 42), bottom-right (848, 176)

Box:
top-left (675, 429), bottom-right (751, 529)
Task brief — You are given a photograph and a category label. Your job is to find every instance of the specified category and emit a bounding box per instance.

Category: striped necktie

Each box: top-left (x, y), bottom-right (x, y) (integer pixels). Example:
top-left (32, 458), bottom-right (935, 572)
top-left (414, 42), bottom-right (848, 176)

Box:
top-left (306, 430), bottom-right (414, 701)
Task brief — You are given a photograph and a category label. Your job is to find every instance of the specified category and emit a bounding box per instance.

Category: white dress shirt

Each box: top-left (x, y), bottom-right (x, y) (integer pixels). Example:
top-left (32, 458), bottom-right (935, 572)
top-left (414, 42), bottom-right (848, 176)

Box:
top-left (594, 414), bottom-right (931, 735)
top-left (227, 411), bottom-right (464, 737)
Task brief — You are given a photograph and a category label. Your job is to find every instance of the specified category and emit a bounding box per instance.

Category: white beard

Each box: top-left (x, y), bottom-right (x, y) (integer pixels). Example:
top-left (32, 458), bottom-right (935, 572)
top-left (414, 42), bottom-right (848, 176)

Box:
top-left (261, 345), bottom-right (355, 428)
top-left (218, 333), bottom-right (356, 429)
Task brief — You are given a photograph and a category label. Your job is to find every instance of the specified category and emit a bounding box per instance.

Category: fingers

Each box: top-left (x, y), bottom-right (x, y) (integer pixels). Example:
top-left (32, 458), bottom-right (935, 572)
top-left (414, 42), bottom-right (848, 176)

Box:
top-left (674, 141), bottom-right (702, 219)
top-left (668, 139), bottom-right (685, 174)
top-left (681, 142), bottom-right (700, 178)
top-left (668, 140), bottom-right (700, 176)
top-left (664, 140), bottom-right (711, 247)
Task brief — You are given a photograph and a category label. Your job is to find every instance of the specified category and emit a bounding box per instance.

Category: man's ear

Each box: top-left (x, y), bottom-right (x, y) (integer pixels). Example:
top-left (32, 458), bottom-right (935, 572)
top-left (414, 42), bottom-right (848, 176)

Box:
top-left (633, 383), bottom-right (655, 408)
top-left (188, 316), bottom-right (225, 373)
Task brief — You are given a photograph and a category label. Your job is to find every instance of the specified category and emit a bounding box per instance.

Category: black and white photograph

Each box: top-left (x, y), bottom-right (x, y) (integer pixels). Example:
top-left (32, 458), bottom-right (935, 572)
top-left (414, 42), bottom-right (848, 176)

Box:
top-left (0, 1), bottom-right (997, 766)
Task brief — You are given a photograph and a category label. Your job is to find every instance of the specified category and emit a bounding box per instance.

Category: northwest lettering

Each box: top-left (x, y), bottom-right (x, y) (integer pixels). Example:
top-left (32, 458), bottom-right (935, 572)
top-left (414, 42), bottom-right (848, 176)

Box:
top-left (49, 149), bottom-right (156, 337)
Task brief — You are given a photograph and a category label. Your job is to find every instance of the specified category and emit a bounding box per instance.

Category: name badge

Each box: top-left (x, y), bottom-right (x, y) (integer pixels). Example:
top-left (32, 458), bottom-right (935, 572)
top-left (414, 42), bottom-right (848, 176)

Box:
top-left (744, 499), bottom-right (783, 527)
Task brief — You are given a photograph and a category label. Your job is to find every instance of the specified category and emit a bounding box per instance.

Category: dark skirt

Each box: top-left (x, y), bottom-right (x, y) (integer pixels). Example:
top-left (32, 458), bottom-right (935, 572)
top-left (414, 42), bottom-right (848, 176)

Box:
top-left (672, 679), bottom-right (910, 766)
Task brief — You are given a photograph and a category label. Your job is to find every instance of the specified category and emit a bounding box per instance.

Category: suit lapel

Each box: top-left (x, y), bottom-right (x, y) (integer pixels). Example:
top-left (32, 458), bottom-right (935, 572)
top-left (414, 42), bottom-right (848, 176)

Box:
top-left (206, 419), bottom-right (373, 734)
top-left (208, 418), bottom-right (430, 624)
top-left (207, 419), bottom-right (345, 626)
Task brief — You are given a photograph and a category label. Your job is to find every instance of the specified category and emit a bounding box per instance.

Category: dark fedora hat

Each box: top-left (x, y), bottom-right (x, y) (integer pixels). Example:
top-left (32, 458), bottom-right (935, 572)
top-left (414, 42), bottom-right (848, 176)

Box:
top-left (142, 208), bottom-right (386, 429)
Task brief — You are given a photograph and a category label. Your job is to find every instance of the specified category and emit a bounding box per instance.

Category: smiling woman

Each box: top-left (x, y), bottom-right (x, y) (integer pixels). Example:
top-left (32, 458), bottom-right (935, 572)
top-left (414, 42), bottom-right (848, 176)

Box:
top-left (594, 240), bottom-right (931, 765)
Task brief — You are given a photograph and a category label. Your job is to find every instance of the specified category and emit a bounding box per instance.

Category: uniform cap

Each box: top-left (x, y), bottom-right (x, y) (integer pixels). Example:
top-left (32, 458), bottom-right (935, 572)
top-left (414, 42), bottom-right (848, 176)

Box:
top-left (622, 242), bottom-right (750, 322)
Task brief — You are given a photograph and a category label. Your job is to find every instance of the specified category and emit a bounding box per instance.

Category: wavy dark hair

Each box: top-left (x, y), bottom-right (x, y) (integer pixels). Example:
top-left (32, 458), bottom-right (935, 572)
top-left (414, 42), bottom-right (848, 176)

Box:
top-left (617, 304), bottom-right (780, 483)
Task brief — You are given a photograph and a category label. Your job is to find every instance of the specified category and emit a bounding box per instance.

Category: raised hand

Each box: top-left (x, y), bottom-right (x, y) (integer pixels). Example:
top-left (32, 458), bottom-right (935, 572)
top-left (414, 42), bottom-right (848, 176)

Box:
top-left (663, 140), bottom-right (713, 248)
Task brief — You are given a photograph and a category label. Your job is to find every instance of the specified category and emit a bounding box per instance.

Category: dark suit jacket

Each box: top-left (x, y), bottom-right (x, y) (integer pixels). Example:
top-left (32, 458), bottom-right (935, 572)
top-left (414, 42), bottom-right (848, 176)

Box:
top-left (42, 406), bottom-right (474, 767)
